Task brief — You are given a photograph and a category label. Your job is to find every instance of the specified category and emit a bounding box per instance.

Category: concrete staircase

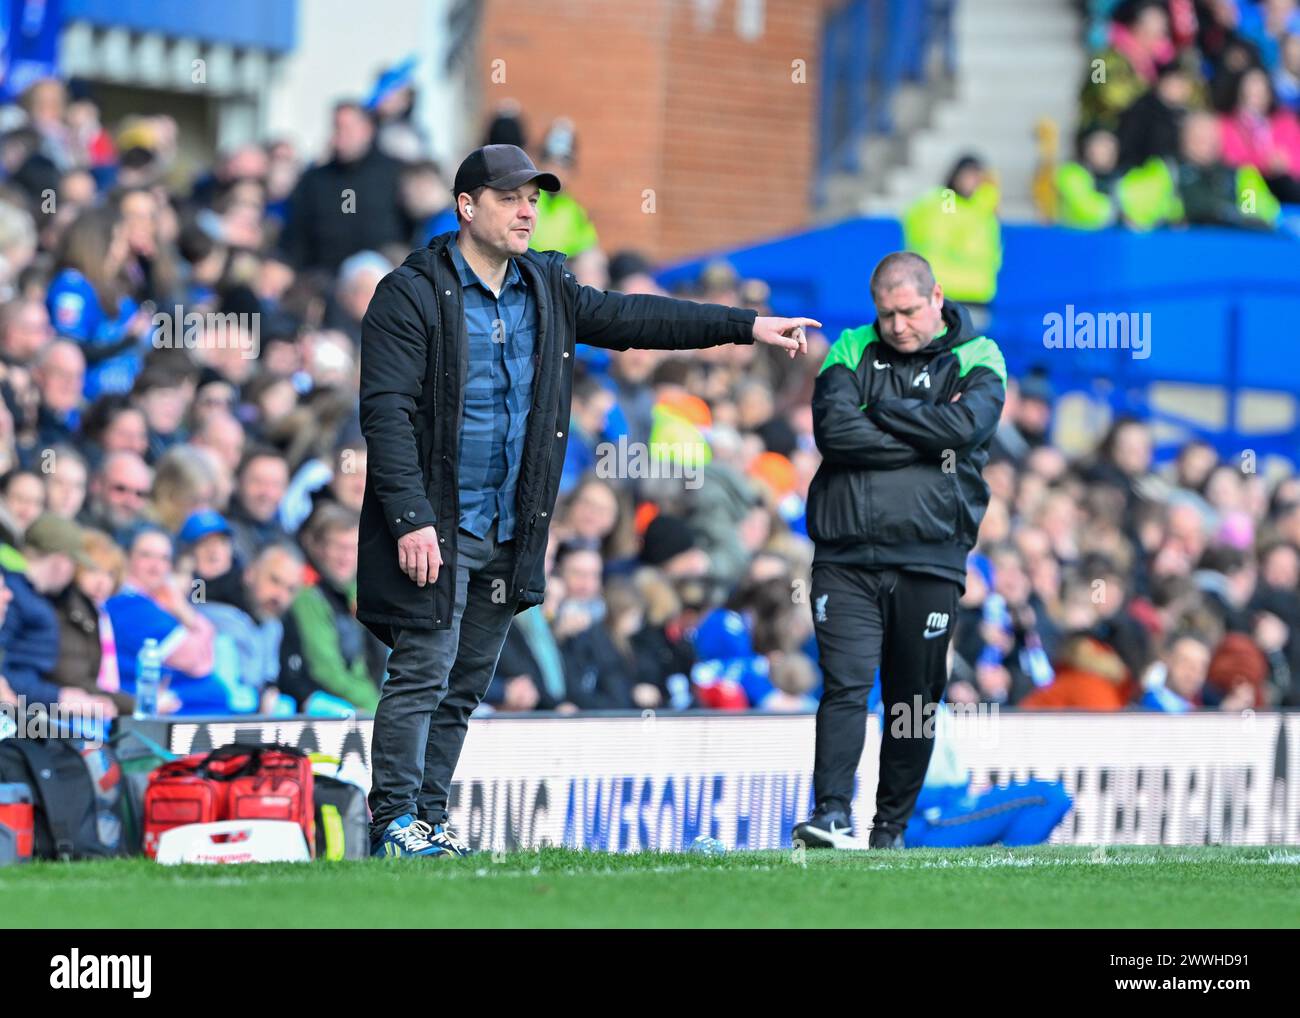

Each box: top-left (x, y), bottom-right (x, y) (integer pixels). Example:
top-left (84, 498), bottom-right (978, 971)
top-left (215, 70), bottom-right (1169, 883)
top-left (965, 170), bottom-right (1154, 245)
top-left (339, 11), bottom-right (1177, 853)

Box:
top-left (825, 0), bottom-right (1087, 223)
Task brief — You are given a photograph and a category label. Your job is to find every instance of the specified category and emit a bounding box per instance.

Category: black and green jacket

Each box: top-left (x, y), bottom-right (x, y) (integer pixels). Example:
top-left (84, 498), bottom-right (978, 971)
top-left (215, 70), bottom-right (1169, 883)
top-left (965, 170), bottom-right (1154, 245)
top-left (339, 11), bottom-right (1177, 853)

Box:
top-left (808, 300), bottom-right (1006, 584)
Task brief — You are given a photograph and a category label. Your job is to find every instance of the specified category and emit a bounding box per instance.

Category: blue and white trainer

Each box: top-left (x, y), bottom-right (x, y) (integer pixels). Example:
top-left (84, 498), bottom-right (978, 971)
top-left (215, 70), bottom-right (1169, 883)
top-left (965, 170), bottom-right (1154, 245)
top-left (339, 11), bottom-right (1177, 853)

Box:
top-left (372, 814), bottom-right (449, 859)
top-left (428, 822), bottom-right (474, 858)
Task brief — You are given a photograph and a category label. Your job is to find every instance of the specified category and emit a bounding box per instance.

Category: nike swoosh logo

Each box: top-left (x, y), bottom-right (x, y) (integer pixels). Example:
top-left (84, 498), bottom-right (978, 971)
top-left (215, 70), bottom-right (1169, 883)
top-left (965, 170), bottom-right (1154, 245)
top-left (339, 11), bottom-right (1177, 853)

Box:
top-left (873, 360), bottom-right (888, 369)
top-left (922, 628), bottom-right (947, 639)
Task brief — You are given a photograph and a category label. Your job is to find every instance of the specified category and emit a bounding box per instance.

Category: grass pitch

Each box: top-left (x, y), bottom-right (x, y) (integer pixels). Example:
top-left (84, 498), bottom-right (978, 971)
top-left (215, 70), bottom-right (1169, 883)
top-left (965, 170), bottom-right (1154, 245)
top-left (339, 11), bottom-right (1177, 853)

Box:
top-left (3, 845), bottom-right (1296, 928)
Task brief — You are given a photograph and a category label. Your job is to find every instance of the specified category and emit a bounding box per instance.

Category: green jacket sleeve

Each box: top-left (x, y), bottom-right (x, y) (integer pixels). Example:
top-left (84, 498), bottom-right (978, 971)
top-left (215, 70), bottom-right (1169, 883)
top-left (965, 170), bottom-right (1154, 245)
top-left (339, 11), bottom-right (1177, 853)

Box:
top-left (289, 586), bottom-right (380, 712)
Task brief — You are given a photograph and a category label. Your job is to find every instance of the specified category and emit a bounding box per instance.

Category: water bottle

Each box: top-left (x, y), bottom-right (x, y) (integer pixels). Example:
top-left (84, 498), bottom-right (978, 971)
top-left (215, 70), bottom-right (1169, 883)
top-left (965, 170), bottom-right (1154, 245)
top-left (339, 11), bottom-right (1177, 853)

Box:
top-left (667, 673), bottom-right (693, 711)
top-left (690, 835), bottom-right (727, 856)
top-left (1021, 632), bottom-right (1055, 688)
top-left (133, 638), bottom-right (162, 718)
top-left (983, 592), bottom-right (1011, 631)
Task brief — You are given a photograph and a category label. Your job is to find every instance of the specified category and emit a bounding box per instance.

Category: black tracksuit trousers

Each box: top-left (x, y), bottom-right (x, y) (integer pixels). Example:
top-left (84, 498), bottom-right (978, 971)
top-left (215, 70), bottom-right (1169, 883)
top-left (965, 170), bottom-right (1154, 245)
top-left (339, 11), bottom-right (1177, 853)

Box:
top-left (810, 564), bottom-right (959, 830)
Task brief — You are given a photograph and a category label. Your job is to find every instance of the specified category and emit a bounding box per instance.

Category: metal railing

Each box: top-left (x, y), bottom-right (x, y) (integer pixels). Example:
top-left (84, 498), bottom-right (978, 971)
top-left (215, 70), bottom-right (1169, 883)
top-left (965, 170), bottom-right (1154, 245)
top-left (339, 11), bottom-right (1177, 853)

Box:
top-left (816, 0), bottom-right (956, 203)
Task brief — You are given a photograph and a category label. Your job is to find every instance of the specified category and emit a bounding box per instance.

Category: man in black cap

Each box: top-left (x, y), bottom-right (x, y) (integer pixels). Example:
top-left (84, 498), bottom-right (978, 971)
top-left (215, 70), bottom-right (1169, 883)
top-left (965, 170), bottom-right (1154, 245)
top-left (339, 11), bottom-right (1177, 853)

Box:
top-left (359, 143), bottom-right (819, 858)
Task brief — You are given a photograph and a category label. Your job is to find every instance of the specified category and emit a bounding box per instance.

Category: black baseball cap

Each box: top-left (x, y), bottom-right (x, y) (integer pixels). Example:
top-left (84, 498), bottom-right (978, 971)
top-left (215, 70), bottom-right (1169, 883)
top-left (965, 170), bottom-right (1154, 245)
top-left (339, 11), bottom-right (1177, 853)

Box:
top-left (451, 144), bottom-right (561, 200)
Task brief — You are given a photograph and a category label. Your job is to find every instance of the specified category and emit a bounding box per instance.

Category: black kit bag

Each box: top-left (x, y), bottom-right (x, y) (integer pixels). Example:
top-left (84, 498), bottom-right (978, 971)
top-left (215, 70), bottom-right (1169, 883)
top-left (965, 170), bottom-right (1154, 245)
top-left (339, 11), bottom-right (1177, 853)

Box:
top-left (0, 737), bottom-right (126, 860)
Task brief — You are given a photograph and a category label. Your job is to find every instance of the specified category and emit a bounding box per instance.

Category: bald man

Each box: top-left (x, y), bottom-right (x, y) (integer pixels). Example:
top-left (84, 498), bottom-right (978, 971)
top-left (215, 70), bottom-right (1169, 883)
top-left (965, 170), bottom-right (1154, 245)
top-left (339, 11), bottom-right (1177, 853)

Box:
top-left (797, 251), bottom-right (1007, 850)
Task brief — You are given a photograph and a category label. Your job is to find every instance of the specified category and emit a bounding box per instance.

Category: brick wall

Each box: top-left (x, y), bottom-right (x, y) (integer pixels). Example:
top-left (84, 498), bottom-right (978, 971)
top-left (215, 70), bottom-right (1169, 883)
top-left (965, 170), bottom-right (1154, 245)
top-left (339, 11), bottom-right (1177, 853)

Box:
top-left (477, 0), bottom-right (824, 263)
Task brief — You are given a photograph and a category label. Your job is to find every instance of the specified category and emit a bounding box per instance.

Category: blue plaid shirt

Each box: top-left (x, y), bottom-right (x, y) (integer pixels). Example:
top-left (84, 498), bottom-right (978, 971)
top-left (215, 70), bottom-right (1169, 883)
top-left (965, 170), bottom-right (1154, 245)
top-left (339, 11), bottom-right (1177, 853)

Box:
top-left (449, 243), bottom-right (536, 541)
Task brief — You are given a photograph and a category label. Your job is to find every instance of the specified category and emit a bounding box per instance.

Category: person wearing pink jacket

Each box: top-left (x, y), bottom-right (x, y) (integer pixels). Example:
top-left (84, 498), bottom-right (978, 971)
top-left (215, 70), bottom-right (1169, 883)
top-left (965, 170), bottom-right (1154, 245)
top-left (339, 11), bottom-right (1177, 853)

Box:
top-left (1219, 66), bottom-right (1300, 201)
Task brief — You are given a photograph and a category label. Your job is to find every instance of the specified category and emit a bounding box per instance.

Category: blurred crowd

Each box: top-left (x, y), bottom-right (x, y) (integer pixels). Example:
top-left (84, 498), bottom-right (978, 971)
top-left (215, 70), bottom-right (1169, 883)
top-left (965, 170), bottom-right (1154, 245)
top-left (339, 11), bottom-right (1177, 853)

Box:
top-left (901, 0), bottom-right (1300, 313)
top-left (0, 66), bottom-right (819, 723)
top-left (952, 382), bottom-right (1300, 712)
top-left (0, 51), bottom-right (1291, 729)
top-left (1060, 0), bottom-right (1300, 228)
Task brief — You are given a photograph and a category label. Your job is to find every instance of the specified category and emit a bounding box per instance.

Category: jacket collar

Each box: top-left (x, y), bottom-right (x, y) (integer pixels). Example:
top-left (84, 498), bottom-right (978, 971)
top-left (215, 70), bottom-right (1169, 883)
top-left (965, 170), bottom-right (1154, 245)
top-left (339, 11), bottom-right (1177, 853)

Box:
top-left (446, 236), bottom-right (526, 295)
top-left (421, 230), bottom-right (566, 278)
top-left (931, 299), bottom-right (976, 351)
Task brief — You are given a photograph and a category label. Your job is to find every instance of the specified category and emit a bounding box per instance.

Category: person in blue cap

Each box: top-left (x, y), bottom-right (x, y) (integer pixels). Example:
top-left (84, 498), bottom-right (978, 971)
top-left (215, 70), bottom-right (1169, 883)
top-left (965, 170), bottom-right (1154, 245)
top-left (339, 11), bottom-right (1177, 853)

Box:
top-left (367, 55), bottom-right (430, 163)
top-left (176, 508), bottom-right (241, 606)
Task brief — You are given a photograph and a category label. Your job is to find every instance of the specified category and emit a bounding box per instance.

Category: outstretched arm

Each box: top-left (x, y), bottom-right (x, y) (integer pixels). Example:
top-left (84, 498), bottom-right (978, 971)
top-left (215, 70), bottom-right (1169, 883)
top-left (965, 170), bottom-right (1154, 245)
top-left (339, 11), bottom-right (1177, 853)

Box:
top-left (569, 273), bottom-right (815, 356)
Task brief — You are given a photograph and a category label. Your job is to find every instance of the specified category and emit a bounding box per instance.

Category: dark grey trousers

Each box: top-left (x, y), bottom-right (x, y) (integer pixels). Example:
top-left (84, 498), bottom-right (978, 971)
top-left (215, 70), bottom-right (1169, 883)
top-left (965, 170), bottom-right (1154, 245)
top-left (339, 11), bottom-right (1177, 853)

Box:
top-left (367, 523), bottom-right (518, 840)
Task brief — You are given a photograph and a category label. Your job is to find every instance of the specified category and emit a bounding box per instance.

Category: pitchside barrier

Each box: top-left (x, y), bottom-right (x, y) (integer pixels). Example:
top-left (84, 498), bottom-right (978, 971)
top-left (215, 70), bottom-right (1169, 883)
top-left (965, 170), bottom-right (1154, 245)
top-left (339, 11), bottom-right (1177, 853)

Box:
top-left (115, 710), bottom-right (1300, 852)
